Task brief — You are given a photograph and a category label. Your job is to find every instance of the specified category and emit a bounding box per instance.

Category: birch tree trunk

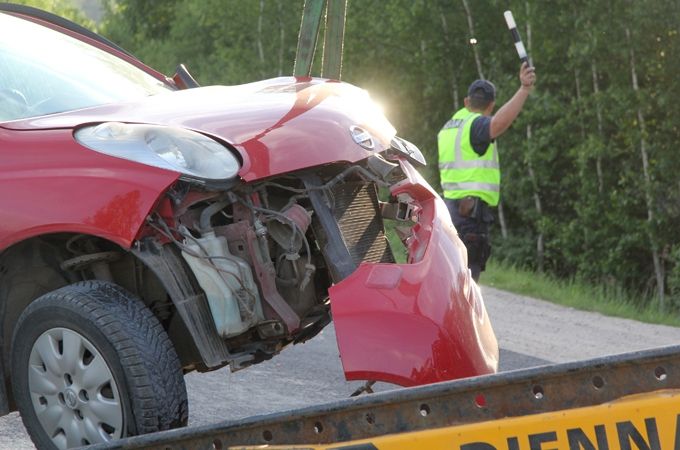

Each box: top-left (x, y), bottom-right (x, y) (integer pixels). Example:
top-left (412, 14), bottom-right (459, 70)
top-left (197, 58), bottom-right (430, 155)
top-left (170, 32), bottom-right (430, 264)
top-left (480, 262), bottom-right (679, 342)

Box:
top-left (573, 68), bottom-right (586, 141)
top-left (277, 0), bottom-right (285, 76)
top-left (438, 8), bottom-right (459, 110)
top-left (573, 67), bottom-right (592, 260)
top-left (524, 2), bottom-right (543, 270)
top-left (496, 143), bottom-right (508, 239)
top-left (526, 124), bottom-right (544, 272)
top-left (626, 27), bottom-right (665, 310)
top-left (461, 0), bottom-right (484, 80)
top-left (591, 61), bottom-right (605, 194)
top-left (257, 0), bottom-right (266, 78)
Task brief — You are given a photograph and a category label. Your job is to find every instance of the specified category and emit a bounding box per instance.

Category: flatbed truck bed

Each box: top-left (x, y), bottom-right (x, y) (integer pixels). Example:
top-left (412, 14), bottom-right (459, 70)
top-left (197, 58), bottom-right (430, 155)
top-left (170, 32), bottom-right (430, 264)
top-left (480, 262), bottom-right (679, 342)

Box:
top-left (91, 344), bottom-right (680, 449)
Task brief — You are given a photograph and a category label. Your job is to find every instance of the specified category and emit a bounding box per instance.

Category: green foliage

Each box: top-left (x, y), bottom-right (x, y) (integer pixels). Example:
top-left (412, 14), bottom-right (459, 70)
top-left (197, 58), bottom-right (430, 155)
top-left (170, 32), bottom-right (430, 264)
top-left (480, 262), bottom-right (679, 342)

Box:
top-left (668, 246), bottom-right (680, 309)
top-left (10, 0), bottom-right (94, 27)
top-left (23, 0), bottom-right (680, 310)
top-left (102, 0), bottom-right (301, 84)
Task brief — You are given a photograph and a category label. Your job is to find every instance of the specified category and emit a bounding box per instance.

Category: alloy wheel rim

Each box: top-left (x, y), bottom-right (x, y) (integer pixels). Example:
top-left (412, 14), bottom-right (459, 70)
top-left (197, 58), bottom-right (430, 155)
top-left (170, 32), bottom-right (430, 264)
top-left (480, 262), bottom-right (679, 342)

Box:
top-left (27, 327), bottom-right (124, 449)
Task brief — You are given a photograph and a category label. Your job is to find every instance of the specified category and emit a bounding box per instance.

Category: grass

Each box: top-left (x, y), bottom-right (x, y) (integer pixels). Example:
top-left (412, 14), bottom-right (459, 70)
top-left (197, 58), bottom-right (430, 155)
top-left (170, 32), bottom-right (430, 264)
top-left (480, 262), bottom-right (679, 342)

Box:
top-left (482, 260), bottom-right (680, 328)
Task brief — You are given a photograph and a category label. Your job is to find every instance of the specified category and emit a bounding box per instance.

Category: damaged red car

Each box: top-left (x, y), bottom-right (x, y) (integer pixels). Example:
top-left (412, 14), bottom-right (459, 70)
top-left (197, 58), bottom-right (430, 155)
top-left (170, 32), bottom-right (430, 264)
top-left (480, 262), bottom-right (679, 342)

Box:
top-left (0, 4), bottom-right (498, 448)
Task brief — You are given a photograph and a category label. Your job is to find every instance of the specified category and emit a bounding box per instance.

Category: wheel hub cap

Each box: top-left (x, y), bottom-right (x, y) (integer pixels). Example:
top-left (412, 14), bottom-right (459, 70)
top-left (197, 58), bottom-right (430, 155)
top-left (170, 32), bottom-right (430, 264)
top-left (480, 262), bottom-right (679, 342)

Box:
top-left (27, 327), bottom-right (124, 449)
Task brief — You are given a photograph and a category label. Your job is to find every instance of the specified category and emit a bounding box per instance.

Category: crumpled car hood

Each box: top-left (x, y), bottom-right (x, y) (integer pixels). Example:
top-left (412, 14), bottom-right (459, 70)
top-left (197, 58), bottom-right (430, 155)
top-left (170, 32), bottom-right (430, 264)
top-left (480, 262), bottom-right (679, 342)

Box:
top-left (4, 77), bottom-right (396, 181)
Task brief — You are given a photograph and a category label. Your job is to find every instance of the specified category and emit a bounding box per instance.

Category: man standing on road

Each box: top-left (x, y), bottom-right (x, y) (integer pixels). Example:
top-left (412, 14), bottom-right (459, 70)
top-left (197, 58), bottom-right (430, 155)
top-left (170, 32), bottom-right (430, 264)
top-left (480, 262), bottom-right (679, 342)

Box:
top-left (438, 62), bottom-right (536, 281)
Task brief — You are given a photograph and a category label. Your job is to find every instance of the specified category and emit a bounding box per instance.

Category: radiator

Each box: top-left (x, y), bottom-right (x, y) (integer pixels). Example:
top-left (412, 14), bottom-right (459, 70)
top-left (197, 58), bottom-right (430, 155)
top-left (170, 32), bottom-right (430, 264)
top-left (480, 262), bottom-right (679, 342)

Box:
top-left (329, 181), bottom-right (394, 266)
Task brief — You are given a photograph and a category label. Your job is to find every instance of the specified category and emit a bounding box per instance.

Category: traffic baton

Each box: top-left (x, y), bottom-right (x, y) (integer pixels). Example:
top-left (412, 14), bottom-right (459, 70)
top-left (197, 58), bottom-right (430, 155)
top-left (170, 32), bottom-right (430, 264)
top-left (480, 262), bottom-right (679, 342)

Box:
top-left (503, 10), bottom-right (531, 66)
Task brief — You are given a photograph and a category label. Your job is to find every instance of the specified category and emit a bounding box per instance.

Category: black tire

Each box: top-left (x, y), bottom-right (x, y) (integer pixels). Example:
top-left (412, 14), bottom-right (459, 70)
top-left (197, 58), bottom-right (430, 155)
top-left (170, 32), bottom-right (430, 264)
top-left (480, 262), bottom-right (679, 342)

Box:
top-left (10, 281), bottom-right (188, 449)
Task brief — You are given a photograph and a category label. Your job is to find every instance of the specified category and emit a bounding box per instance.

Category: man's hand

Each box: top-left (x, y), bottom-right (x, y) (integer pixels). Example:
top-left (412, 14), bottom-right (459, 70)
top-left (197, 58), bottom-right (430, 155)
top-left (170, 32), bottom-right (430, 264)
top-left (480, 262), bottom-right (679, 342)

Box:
top-left (520, 62), bottom-right (536, 88)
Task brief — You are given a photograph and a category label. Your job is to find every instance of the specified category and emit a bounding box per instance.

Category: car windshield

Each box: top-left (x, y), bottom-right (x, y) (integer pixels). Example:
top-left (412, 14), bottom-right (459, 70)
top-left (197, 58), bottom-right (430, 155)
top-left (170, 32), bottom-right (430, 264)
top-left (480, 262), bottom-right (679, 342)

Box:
top-left (0, 13), bottom-right (173, 122)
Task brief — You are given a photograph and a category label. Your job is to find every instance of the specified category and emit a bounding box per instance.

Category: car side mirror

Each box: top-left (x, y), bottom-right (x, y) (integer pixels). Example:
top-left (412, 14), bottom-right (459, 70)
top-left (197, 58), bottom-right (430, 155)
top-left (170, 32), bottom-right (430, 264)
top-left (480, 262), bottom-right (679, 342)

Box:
top-left (172, 64), bottom-right (200, 89)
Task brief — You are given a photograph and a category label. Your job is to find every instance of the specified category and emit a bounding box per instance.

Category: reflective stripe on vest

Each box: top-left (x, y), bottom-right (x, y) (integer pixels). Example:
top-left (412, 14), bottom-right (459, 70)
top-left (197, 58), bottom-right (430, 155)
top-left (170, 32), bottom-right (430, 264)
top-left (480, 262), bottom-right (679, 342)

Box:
top-left (441, 182), bottom-right (500, 193)
top-left (438, 160), bottom-right (498, 169)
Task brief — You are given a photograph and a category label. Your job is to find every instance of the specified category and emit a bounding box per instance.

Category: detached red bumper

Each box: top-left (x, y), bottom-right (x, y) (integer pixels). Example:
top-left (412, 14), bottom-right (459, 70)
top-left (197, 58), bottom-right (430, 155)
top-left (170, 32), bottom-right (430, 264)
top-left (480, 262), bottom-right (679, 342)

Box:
top-left (329, 161), bottom-right (498, 387)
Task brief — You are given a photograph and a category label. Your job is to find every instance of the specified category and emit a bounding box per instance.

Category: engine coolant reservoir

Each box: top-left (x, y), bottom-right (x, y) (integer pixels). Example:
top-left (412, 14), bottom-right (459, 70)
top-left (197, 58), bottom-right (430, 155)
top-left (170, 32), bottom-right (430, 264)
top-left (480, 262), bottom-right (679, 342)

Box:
top-left (181, 231), bottom-right (264, 337)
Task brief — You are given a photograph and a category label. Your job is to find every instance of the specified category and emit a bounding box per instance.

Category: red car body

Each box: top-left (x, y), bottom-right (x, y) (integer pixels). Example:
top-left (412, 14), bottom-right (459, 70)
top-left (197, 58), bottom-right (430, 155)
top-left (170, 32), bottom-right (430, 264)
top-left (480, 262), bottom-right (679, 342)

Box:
top-left (0, 4), bottom-right (497, 447)
top-left (2, 76), bottom-right (497, 384)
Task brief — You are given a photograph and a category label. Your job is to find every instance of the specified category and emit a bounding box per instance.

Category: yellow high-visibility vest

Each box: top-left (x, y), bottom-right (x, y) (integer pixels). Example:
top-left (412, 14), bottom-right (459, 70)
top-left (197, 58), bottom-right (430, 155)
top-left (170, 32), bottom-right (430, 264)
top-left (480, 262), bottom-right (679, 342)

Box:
top-left (437, 108), bottom-right (500, 206)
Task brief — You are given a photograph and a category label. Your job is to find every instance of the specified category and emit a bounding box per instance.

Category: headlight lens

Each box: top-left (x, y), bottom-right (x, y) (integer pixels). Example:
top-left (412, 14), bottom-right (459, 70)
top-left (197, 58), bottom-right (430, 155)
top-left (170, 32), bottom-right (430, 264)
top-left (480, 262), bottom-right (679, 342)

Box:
top-left (75, 122), bottom-right (240, 180)
top-left (390, 136), bottom-right (427, 166)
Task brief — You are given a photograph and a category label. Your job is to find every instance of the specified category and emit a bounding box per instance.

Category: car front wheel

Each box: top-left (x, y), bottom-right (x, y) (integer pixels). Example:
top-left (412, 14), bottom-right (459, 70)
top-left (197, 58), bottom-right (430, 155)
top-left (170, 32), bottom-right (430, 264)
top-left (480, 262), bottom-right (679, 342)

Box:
top-left (11, 281), bottom-right (188, 449)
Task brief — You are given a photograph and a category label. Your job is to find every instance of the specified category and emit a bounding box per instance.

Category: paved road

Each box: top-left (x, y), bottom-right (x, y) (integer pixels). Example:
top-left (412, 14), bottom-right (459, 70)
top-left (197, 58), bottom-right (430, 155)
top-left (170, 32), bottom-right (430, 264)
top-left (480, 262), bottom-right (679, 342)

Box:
top-left (2, 286), bottom-right (680, 448)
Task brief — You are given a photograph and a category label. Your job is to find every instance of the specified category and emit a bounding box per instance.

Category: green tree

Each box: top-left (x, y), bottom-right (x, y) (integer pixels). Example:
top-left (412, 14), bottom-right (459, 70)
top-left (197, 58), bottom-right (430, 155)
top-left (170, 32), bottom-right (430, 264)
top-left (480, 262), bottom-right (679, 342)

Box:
top-left (8, 0), bottom-right (94, 27)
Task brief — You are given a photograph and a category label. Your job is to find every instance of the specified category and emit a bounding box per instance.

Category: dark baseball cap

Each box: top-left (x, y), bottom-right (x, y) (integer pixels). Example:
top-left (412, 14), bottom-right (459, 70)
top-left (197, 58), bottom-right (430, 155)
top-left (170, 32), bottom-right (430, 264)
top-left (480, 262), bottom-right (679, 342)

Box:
top-left (467, 79), bottom-right (496, 102)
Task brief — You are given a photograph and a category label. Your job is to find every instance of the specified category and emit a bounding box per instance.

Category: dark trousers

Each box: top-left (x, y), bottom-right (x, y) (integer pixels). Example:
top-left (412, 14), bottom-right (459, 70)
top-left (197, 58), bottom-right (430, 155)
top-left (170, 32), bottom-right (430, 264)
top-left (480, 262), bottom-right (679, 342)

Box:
top-left (444, 197), bottom-right (494, 282)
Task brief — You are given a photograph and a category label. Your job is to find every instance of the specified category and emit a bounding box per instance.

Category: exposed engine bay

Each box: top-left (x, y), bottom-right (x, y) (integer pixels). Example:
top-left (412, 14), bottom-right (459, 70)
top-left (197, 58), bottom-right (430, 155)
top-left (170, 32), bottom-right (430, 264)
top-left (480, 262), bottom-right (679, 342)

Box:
top-left (144, 152), bottom-right (416, 372)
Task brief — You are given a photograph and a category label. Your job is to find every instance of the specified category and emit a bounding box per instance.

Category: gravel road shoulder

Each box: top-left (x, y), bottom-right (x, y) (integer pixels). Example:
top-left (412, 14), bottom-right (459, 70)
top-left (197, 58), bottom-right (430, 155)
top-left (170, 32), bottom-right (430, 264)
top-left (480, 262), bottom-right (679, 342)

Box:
top-left (483, 285), bottom-right (680, 363)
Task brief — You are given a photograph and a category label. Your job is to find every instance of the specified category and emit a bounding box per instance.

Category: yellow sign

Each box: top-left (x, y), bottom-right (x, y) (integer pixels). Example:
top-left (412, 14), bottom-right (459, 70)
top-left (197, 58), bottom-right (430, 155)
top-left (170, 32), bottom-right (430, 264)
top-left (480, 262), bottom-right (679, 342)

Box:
top-left (236, 390), bottom-right (680, 450)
